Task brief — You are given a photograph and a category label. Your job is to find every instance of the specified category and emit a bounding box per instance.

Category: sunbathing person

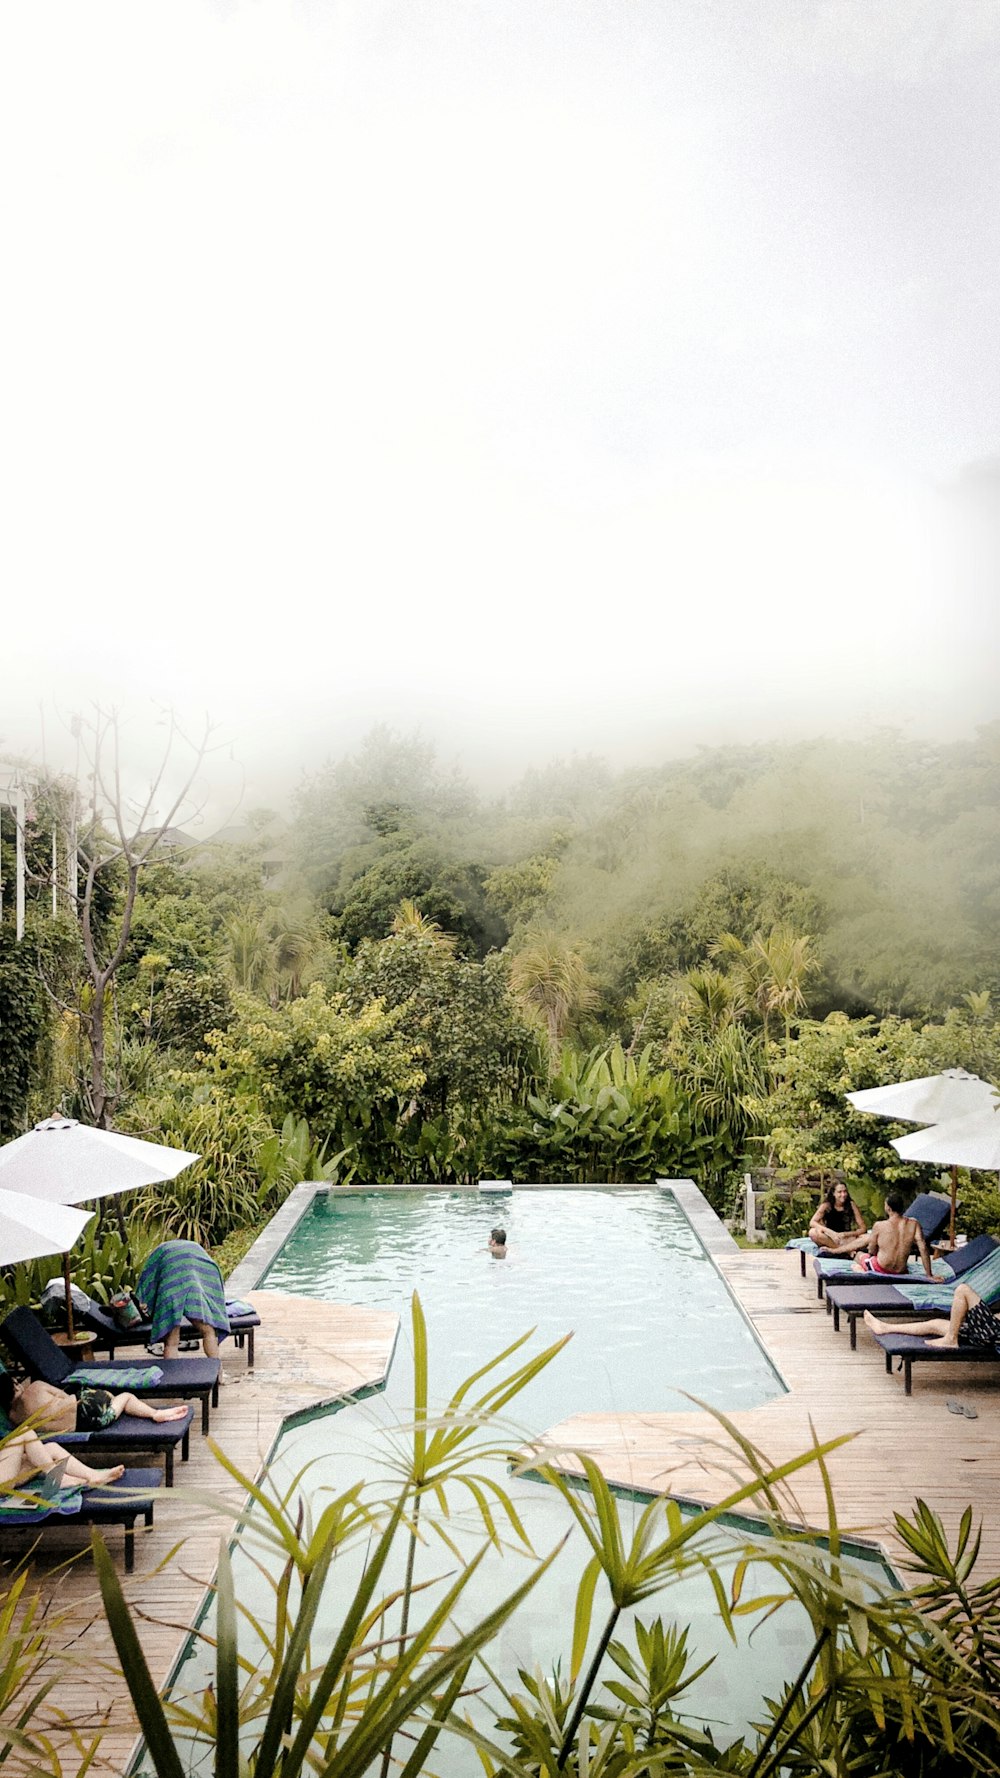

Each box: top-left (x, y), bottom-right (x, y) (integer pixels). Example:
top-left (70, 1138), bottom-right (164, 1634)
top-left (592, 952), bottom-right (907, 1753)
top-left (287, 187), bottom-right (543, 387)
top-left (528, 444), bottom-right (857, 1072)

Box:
top-left (853, 1190), bottom-right (933, 1277)
top-left (0, 1428), bottom-right (124, 1490)
top-left (865, 1283), bottom-right (1000, 1350)
top-left (0, 1373), bottom-right (188, 1437)
top-left (808, 1181), bottom-right (868, 1253)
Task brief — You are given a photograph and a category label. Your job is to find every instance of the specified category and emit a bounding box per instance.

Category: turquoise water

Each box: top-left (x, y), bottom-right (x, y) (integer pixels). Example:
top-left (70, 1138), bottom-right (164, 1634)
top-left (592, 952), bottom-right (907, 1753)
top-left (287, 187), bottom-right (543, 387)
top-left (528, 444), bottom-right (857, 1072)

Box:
top-left (157, 1189), bottom-right (892, 1773)
top-left (263, 1187), bottom-right (786, 1421)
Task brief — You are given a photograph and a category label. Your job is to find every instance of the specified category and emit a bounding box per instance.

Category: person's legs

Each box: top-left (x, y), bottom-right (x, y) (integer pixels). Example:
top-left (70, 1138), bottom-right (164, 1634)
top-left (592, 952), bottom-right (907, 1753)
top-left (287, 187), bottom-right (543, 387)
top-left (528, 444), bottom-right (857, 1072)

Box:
top-left (864, 1308), bottom-right (952, 1340)
top-left (161, 1325), bottom-right (182, 1360)
top-left (810, 1225), bottom-right (841, 1251)
top-left (109, 1391), bottom-right (188, 1423)
top-left (0, 1431), bottom-right (124, 1487)
top-left (191, 1320), bottom-right (220, 1359)
top-left (865, 1285), bottom-right (978, 1348)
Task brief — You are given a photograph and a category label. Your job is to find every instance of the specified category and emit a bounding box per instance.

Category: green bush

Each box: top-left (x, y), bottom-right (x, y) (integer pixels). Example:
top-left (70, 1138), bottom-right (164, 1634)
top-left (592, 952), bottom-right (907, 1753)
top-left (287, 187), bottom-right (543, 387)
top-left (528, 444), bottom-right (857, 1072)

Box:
top-left (958, 1178), bottom-right (1000, 1241)
top-left (761, 1185), bottom-right (815, 1241)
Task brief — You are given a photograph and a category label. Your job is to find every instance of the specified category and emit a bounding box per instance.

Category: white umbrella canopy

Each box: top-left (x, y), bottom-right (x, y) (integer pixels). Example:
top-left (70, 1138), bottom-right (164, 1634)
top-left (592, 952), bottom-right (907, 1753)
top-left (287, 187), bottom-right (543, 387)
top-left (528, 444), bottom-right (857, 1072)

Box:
top-left (846, 1069), bottom-right (997, 1124)
top-left (0, 1117), bottom-right (200, 1339)
top-left (0, 1117), bottom-right (200, 1205)
top-left (892, 1104), bottom-right (1000, 1172)
top-left (0, 1191), bottom-right (94, 1267)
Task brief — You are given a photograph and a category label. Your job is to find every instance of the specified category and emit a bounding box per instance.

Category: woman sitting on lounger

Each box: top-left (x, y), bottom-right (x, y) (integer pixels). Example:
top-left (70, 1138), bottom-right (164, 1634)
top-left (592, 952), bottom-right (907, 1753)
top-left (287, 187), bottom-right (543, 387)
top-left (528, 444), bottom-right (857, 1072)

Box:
top-left (808, 1181), bottom-right (868, 1254)
top-left (865, 1284), bottom-right (1000, 1350)
top-left (0, 1373), bottom-right (188, 1436)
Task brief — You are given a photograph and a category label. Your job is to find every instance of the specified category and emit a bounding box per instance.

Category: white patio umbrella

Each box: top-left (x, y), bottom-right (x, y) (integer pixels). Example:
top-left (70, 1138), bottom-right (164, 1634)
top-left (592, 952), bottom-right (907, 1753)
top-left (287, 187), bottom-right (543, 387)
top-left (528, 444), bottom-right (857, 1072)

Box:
top-left (0, 1192), bottom-right (95, 1347)
top-left (846, 1069), bottom-right (997, 1123)
top-left (892, 1104), bottom-right (1000, 1174)
top-left (0, 1117), bottom-right (200, 1336)
top-left (0, 1191), bottom-right (94, 1266)
top-left (846, 1070), bottom-right (998, 1245)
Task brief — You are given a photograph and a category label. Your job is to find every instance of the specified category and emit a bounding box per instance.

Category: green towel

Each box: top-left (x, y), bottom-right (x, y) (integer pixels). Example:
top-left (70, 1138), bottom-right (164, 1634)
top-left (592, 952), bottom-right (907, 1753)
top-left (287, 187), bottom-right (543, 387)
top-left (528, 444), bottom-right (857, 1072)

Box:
top-left (136, 1241), bottom-right (228, 1344)
top-left (0, 1487), bottom-right (84, 1521)
top-left (72, 1365), bottom-right (164, 1389)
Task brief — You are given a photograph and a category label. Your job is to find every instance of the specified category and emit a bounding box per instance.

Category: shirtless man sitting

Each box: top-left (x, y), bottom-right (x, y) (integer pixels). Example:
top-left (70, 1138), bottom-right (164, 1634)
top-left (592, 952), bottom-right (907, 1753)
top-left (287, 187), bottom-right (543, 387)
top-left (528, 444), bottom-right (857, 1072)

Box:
top-left (0, 1373), bottom-right (188, 1436)
top-left (853, 1189), bottom-right (933, 1278)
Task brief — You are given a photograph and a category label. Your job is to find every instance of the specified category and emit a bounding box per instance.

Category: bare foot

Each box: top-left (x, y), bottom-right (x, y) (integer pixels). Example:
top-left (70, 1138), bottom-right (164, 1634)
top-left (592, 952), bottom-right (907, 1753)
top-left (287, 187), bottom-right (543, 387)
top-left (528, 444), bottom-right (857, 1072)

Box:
top-left (863, 1310), bottom-right (888, 1335)
top-left (152, 1405), bottom-right (189, 1421)
top-left (88, 1464), bottom-right (126, 1485)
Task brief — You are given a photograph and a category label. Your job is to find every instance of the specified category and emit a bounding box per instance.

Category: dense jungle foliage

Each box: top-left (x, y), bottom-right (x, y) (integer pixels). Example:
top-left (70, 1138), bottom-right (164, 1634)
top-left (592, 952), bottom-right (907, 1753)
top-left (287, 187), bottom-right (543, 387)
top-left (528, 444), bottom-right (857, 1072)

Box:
top-left (1, 723), bottom-right (998, 1272)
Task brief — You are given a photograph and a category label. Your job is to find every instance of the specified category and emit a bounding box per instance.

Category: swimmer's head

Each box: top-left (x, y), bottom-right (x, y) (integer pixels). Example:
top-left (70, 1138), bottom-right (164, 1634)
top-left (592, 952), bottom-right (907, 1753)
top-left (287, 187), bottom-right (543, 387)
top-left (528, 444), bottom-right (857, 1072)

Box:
top-left (490, 1227), bottom-right (506, 1245)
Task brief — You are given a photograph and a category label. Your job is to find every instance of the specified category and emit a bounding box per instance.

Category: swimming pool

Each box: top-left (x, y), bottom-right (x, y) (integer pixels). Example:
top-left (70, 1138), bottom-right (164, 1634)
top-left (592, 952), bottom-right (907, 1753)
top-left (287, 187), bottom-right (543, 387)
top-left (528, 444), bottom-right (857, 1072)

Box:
top-left (154, 1186), bottom-right (891, 1774)
top-left (262, 1186), bottom-right (786, 1421)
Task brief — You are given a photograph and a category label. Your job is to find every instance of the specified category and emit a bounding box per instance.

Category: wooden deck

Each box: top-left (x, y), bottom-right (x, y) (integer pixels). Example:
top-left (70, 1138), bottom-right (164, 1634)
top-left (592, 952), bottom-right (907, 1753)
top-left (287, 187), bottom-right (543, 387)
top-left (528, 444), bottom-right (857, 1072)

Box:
top-left (539, 1247), bottom-right (1000, 1576)
top-left (14, 1292), bottom-right (399, 1776)
top-left (15, 1248), bottom-right (1000, 1773)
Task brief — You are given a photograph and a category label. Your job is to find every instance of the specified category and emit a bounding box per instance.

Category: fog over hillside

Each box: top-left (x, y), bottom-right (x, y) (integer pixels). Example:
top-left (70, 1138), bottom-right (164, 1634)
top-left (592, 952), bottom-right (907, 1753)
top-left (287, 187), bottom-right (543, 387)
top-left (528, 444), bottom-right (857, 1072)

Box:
top-left (1, 1), bottom-right (998, 795)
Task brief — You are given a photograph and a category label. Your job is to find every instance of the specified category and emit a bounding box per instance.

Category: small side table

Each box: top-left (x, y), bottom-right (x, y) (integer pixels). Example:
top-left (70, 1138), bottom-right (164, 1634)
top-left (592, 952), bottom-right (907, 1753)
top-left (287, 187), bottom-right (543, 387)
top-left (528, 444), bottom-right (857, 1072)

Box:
top-left (51, 1329), bottom-right (98, 1362)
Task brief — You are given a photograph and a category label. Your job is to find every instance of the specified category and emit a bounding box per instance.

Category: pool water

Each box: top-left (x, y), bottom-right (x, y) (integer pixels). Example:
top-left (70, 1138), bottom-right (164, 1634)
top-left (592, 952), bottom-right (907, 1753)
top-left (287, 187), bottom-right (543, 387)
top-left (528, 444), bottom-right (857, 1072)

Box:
top-left (263, 1187), bottom-right (786, 1422)
top-left (158, 1189), bottom-right (892, 1773)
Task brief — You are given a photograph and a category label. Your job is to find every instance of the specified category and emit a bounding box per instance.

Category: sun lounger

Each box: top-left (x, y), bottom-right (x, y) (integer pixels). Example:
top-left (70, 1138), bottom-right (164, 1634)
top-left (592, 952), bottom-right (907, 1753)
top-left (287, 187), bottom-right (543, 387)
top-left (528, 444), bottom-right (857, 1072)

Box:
top-left (796, 1193), bottom-right (953, 1294)
top-left (825, 1238), bottom-right (1000, 1347)
top-left (76, 1293), bottom-right (260, 1370)
top-left (0, 1465), bottom-right (158, 1572)
top-left (871, 1331), bottom-right (1000, 1397)
top-left (1, 1307), bottom-right (221, 1435)
top-left (0, 1396), bottom-right (193, 1486)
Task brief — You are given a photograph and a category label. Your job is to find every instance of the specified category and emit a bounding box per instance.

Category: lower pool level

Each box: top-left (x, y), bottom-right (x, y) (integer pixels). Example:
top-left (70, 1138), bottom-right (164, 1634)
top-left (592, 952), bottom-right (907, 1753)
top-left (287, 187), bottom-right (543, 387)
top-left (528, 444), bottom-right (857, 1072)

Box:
top-left (153, 1188), bottom-right (894, 1774)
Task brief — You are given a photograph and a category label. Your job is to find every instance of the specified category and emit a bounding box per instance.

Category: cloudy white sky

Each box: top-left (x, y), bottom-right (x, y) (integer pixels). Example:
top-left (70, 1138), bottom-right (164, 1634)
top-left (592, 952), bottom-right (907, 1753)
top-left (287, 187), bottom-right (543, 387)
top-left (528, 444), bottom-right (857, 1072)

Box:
top-left (1, 0), bottom-right (998, 803)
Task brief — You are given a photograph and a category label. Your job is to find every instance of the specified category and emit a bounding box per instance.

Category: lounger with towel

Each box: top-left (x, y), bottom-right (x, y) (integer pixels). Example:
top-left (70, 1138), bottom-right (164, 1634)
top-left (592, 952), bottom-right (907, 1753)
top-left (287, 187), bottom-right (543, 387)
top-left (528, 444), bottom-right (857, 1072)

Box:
top-left (77, 1292), bottom-right (260, 1370)
top-left (825, 1237), bottom-right (1000, 1347)
top-left (0, 1390), bottom-right (193, 1485)
top-left (790, 1193), bottom-right (952, 1289)
top-left (1, 1307), bottom-right (221, 1434)
top-left (0, 1462), bottom-right (158, 1572)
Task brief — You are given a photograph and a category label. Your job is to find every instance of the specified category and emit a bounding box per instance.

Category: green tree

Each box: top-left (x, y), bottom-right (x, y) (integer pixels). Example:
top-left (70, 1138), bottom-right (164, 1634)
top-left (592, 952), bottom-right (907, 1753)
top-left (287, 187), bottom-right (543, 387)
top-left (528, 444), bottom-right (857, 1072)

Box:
top-left (509, 934), bottom-right (598, 1061)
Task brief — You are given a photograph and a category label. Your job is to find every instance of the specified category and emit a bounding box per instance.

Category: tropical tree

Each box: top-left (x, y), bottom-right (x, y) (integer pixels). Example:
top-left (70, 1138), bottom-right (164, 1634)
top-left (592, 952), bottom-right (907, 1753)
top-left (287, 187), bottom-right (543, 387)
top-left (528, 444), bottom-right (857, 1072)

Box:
top-left (509, 934), bottom-right (598, 1061)
top-left (714, 923), bottom-right (818, 1049)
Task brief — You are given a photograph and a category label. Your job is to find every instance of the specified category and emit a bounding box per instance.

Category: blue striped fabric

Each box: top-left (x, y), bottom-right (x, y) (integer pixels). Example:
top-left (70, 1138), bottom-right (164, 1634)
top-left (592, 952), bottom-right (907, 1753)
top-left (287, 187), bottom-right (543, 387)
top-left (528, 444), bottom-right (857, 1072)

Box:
top-left (136, 1241), bottom-right (229, 1344)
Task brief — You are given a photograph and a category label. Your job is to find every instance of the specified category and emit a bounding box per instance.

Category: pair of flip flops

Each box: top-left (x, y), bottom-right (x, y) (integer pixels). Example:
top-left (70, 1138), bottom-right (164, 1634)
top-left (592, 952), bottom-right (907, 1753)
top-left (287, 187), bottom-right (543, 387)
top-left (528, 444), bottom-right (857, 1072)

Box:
top-left (947, 1398), bottom-right (978, 1419)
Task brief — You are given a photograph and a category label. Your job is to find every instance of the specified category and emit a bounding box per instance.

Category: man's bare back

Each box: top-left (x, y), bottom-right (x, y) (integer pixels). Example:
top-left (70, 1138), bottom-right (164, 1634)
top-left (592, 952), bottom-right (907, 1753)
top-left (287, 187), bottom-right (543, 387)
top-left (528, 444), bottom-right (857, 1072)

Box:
top-left (853, 1192), bottom-right (932, 1277)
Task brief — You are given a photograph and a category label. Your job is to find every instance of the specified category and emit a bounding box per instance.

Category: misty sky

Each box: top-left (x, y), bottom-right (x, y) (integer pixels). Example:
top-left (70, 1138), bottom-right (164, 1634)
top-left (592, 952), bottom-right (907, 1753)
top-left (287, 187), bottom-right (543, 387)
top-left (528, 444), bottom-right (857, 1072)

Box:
top-left (1, 0), bottom-right (998, 805)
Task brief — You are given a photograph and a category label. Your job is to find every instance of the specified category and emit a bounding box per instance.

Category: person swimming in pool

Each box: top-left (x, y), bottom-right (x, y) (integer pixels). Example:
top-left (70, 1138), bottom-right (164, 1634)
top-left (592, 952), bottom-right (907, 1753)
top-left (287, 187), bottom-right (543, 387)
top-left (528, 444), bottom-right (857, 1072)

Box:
top-left (487, 1227), bottom-right (507, 1258)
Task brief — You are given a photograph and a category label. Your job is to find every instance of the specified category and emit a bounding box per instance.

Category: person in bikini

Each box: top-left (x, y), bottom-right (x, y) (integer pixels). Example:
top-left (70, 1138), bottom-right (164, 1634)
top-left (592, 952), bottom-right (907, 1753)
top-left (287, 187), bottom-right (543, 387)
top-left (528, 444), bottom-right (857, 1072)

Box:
top-left (808, 1180), bottom-right (868, 1253)
top-left (853, 1189), bottom-right (933, 1277)
top-left (0, 1373), bottom-right (189, 1436)
top-left (865, 1283), bottom-right (1000, 1350)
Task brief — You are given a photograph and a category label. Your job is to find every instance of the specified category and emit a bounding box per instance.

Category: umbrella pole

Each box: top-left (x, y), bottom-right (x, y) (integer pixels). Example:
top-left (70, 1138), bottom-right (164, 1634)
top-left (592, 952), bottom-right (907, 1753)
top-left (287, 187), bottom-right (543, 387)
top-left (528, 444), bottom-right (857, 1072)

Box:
top-left (113, 1195), bottom-right (130, 1251)
top-left (63, 1252), bottom-right (76, 1342)
top-left (950, 1164), bottom-right (958, 1248)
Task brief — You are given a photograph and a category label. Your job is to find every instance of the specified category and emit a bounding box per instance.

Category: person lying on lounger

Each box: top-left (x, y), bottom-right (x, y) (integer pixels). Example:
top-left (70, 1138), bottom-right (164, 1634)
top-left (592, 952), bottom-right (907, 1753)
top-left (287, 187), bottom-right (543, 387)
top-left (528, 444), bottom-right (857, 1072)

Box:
top-left (0, 1428), bottom-right (124, 1490)
top-left (0, 1373), bottom-right (188, 1436)
top-left (853, 1190), bottom-right (934, 1277)
top-left (865, 1284), bottom-right (1000, 1351)
top-left (808, 1181), bottom-right (868, 1253)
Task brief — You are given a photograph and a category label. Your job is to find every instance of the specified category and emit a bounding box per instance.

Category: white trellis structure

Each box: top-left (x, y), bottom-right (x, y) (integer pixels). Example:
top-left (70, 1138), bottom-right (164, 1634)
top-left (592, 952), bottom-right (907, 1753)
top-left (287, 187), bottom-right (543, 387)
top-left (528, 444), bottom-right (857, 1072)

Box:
top-left (0, 773), bottom-right (78, 940)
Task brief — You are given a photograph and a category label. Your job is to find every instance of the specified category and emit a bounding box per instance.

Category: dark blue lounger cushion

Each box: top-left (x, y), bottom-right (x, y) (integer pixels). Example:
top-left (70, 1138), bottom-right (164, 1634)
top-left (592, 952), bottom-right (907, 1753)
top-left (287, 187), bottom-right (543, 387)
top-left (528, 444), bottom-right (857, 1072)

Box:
top-left (904, 1194), bottom-right (952, 1241)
